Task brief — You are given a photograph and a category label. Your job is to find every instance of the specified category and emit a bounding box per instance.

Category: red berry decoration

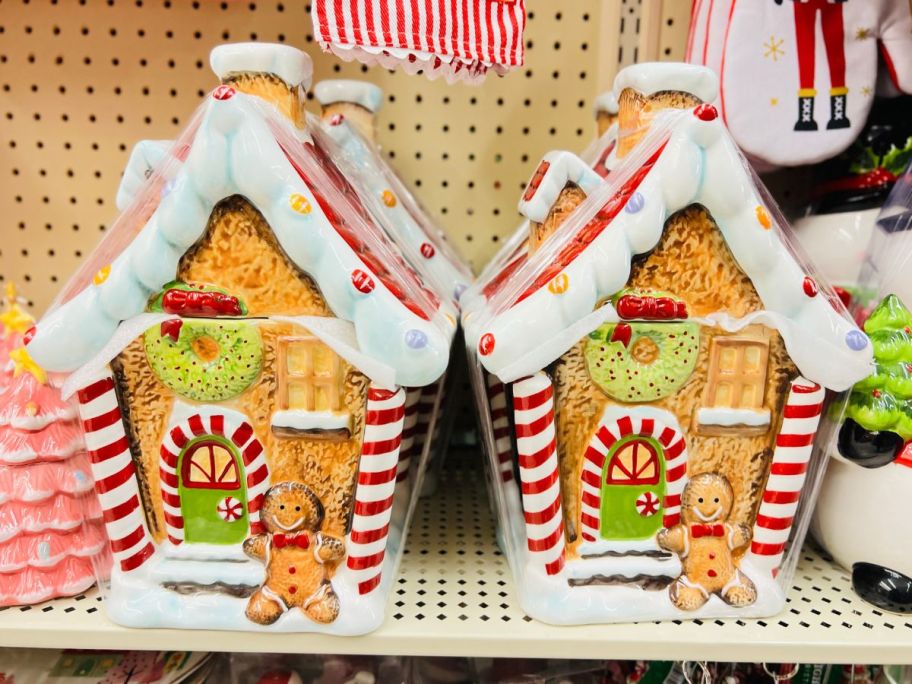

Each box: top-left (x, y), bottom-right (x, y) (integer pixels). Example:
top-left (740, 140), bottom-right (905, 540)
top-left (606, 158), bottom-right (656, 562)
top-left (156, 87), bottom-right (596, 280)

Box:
top-left (693, 103), bottom-right (718, 121)
top-left (610, 323), bottom-right (632, 348)
top-left (160, 319), bottom-right (183, 342)
top-left (351, 269), bottom-right (375, 294)
top-left (420, 242), bottom-right (436, 259)
top-left (833, 286), bottom-right (852, 309)
top-left (479, 333), bottom-right (496, 356)
top-left (803, 276), bottom-right (819, 298)
top-left (212, 85), bottom-right (236, 101)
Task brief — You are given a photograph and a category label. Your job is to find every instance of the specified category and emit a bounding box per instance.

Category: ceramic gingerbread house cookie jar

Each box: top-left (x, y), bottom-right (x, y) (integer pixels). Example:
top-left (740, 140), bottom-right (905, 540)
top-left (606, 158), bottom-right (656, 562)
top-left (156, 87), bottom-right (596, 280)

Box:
top-left (25, 42), bottom-right (455, 634)
top-left (464, 63), bottom-right (874, 625)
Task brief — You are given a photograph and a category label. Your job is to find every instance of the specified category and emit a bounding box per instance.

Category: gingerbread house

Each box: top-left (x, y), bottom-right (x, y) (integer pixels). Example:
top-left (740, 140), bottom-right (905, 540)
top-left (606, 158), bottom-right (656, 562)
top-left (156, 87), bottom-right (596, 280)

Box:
top-left (464, 63), bottom-right (873, 624)
top-left (26, 43), bottom-right (455, 634)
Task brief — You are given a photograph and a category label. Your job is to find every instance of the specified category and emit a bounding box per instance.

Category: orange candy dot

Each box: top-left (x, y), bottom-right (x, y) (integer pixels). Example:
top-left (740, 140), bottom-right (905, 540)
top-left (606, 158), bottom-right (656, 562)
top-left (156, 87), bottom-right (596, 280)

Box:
top-left (93, 265), bottom-right (111, 285)
top-left (289, 193), bottom-right (312, 215)
top-left (547, 273), bottom-right (569, 295)
top-left (381, 189), bottom-right (397, 207)
top-left (755, 205), bottom-right (771, 230)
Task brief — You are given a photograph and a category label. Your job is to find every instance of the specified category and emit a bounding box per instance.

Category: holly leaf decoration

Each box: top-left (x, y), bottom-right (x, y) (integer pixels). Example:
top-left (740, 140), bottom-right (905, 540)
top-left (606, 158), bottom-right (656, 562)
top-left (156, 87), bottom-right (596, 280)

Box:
top-left (882, 137), bottom-right (912, 177)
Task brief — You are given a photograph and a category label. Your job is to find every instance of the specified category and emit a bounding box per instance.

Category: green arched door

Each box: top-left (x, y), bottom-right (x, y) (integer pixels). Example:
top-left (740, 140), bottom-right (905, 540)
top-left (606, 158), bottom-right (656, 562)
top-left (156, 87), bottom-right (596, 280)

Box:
top-left (599, 436), bottom-right (666, 541)
top-left (178, 436), bottom-right (249, 545)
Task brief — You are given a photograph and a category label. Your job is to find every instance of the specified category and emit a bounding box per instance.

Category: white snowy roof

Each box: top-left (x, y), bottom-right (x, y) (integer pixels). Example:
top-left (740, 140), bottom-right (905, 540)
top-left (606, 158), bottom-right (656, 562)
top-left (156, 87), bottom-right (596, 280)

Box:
top-left (210, 43), bottom-right (313, 90)
top-left (593, 90), bottom-right (618, 115)
top-left (115, 140), bottom-right (172, 212)
top-left (517, 151), bottom-right (603, 225)
top-left (28, 88), bottom-right (455, 388)
top-left (315, 115), bottom-right (471, 303)
top-left (614, 62), bottom-right (718, 103)
top-left (314, 79), bottom-right (384, 113)
top-left (464, 107), bottom-right (873, 391)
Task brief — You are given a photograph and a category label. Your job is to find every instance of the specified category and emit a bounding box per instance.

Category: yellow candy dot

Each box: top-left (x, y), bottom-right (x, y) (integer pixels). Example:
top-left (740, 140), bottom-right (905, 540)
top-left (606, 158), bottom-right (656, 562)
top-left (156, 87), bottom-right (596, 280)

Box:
top-left (289, 193), bottom-right (312, 215)
top-left (548, 273), bottom-right (569, 295)
top-left (382, 189), bottom-right (397, 208)
top-left (755, 205), bottom-right (771, 230)
top-left (93, 265), bottom-right (111, 285)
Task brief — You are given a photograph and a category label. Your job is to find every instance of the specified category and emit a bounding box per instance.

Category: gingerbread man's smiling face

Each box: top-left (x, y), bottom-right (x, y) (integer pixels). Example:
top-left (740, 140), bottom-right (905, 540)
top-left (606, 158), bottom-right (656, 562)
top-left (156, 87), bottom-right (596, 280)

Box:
top-left (260, 481), bottom-right (325, 533)
top-left (680, 473), bottom-right (734, 525)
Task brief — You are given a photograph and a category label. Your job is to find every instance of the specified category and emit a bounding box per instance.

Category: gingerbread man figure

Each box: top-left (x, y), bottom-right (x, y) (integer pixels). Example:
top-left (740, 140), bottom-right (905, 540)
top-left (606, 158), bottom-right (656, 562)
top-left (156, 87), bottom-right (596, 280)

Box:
top-left (657, 472), bottom-right (757, 611)
top-left (243, 481), bottom-right (346, 625)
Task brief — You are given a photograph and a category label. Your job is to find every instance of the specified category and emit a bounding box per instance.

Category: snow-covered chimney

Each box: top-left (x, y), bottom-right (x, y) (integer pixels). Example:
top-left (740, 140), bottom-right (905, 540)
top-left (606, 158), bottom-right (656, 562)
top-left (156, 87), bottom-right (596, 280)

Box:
top-left (313, 80), bottom-right (384, 144)
top-left (209, 43), bottom-right (313, 128)
top-left (614, 63), bottom-right (718, 158)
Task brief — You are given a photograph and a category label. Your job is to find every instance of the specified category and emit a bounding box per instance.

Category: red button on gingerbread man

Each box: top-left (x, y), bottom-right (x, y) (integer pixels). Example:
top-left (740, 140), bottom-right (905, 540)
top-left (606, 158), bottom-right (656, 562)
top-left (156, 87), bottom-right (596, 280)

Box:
top-left (657, 472), bottom-right (757, 611)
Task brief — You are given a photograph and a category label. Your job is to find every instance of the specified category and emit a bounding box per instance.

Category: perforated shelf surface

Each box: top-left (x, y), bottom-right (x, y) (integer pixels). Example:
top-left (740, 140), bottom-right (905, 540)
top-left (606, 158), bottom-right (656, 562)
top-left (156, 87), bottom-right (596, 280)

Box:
top-left (0, 458), bottom-right (909, 663)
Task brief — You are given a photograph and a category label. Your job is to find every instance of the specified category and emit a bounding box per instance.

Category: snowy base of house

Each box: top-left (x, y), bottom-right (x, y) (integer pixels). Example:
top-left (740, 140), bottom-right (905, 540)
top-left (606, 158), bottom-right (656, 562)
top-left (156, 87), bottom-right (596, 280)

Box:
top-left (103, 545), bottom-right (399, 635)
top-left (516, 554), bottom-right (785, 625)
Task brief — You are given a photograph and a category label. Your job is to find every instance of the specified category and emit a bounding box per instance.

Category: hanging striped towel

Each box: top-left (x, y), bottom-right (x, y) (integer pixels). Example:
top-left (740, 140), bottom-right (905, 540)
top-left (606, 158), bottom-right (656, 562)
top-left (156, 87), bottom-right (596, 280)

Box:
top-left (311, 0), bottom-right (527, 84)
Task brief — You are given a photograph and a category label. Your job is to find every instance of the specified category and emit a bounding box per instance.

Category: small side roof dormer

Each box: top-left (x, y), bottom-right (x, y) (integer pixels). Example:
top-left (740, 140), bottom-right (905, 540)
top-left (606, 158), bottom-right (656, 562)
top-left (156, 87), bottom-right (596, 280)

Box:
top-left (314, 79), bottom-right (384, 113)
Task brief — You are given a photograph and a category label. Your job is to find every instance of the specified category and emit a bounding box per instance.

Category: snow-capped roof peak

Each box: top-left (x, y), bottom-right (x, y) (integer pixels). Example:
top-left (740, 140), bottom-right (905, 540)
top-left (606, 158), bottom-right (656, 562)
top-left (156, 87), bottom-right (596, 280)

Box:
top-left (613, 62), bottom-right (718, 103)
top-left (210, 43), bottom-right (313, 91)
top-left (314, 79), bottom-right (384, 113)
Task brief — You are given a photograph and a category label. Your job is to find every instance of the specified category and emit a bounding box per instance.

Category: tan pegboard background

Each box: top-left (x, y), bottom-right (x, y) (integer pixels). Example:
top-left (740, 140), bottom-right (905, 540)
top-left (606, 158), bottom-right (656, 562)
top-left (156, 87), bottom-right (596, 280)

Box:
top-left (0, 0), bottom-right (689, 312)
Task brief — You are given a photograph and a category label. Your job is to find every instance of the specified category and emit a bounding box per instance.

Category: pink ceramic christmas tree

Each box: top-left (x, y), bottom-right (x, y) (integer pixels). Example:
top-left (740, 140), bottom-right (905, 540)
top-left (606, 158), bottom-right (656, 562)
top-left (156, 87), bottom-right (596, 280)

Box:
top-left (0, 288), bottom-right (106, 606)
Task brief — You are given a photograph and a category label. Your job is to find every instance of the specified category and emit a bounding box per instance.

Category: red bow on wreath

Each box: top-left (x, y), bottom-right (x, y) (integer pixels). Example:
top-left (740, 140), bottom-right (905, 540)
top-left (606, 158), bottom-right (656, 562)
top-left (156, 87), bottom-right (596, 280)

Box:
top-left (691, 524), bottom-right (725, 538)
top-left (273, 533), bottom-right (310, 549)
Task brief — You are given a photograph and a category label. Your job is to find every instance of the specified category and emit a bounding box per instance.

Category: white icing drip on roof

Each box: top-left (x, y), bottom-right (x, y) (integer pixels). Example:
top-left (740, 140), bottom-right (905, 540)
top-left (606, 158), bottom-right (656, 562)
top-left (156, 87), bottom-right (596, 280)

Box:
top-left (518, 151), bottom-right (603, 225)
top-left (465, 109), bottom-right (873, 392)
top-left (613, 62), bottom-right (718, 103)
top-left (210, 43), bottom-right (313, 90)
top-left (594, 90), bottom-right (619, 115)
top-left (30, 91), bottom-right (452, 388)
top-left (314, 79), bottom-right (384, 113)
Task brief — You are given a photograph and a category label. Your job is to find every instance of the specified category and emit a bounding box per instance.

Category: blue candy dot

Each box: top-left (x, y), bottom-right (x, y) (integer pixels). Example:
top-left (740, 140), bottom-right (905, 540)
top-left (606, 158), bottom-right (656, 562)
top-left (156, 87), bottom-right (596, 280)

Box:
top-left (38, 542), bottom-right (51, 561)
top-left (454, 283), bottom-right (468, 300)
top-left (160, 179), bottom-right (175, 199)
top-left (624, 192), bottom-right (645, 214)
top-left (845, 329), bottom-right (868, 351)
top-left (405, 329), bottom-right (428, 349)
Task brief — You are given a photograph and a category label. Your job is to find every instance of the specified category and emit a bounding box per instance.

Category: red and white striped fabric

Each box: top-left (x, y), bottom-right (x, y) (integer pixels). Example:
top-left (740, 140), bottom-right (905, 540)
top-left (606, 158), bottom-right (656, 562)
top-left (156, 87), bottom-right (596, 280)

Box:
top-left (512, 372), bottom-right (565, 576)
top-left (486, 372), bottom-right (513, 483)
top-left (347, 384), bottom-right (405, 595)
top-left (397, 388), bottom-right (421, 484)
top-left (76, 371), bottom-right (154, 573)
top-left (311, 0), bottom-right (527, 85)
top-left (749, 377), bottom-right (825, 574)
top-left (159, 412), bottom-right (270, 545)
top-left (579, 415), bottom-right (688, 543)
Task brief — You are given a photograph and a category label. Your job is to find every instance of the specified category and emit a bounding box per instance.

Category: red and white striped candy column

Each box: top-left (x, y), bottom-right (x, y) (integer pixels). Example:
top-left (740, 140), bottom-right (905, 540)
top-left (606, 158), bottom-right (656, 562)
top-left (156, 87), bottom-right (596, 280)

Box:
top-left (76, 370), bottom-right (155, 573)
top-left (347, 384), bottom-right (406, 594)
top-left (512, 372), bottom-right (565, 576)
top-left (486, 372), bottom-right (514, 483)
top-left (749, 377), bottom-right (825, 574)
top-left (396, 388), bottom-right (421, 484)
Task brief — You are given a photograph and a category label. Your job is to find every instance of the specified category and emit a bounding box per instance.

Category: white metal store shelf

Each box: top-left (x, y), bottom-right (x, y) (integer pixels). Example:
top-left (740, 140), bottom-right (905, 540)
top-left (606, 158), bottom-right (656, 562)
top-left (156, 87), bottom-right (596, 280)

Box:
top-left (0, 458), bottom-right (909, 663)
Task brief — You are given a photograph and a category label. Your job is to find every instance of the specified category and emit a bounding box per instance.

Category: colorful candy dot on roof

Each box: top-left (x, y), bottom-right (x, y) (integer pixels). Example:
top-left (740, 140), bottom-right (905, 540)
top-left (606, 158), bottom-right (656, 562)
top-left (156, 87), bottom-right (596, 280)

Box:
top-left (845, 329), bottom-right (868, 351)
top-left (160, 179), bottom-right (176, 199)
top-left (23, 325), bottom-right (36, 345)
top-left (351, 269), bottom-right (375, 294)
top-left (479, 333), bottom-right (496, 356)
top-left (330, 113), bottom-right (345, 126)
top-left (405, 329), bottom-right (428, 349)
top-left (93, 265), bottom-right (111, 286)
top-left (381, 189), bottom-right (397, 208)
top-left (802, 276), bottom-right (818, 298)
top-left (755, 205), bottom-right (772, 230)
top-left (693, 103), bottom-right (718, 121)
top-left (420, 242), bottom-right (435, 259)
top-left (445, 313), bottom-right (456, 326)
top-left (624, 191), bottom-right (645, 214)
top-left (288, 193), bottom-right (312, 215)
top-left (547, 273), bottom-right (569, 295)
top-left (454, 283), bottom-right (468, 300)
top-left (212, 84), bottom-right (236, 100)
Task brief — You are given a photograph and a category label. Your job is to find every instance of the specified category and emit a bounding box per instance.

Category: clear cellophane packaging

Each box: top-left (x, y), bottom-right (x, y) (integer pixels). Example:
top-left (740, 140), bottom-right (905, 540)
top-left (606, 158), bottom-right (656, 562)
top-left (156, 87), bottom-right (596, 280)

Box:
top-left (24, 81), bottom-right (456, 633)
top-left (463, 106), bottom-right (873, 624)
top-left (309, 112), bottom-right (473, 496)
top-left (811, 162), bottom-right (912, 611)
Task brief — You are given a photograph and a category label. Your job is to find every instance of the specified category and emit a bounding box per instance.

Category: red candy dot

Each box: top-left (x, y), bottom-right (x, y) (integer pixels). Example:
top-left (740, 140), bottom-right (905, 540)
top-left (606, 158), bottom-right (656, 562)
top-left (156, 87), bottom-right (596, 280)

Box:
top-left (288, 566), bottom-right (296, 574)
top-left (212, 85), bottom-right (236, 101)
top-left (288, 586), bottom-right (297, 594)
top-left (23, 325), bottom-right (36, 345)
top-left (420, 242), bottom-right (436, 259)
top-left (479, 333), bottom-right (495, 356)
top-left (693, 103), bottom-right (718, 121)
top-left (351, 269), bottom-right (375, 294)
top-left (707, 569), bottom-right (717, 578)
top-left (803, 276), bottom-right (818, 297)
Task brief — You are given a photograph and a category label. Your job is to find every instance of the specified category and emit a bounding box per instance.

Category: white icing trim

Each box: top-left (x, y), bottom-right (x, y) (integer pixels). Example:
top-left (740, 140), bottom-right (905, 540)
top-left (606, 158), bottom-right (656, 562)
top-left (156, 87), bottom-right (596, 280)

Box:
top-left (696, 407), bottom-right (771, 427)
top-left (594, 90), bottom-right (619, 115)
top-left (116, 140), bottom-right (173, 212)
top-left (210, 42), bottom-right (313, 90)
top-left (271, 409), bottom-right (351, 432)
top-left (613, 62), bottom-right (719, 103)
top-left (314, 79), bottom-right (383, 113)
top-left (518, 151), bottom-right (603, 224)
